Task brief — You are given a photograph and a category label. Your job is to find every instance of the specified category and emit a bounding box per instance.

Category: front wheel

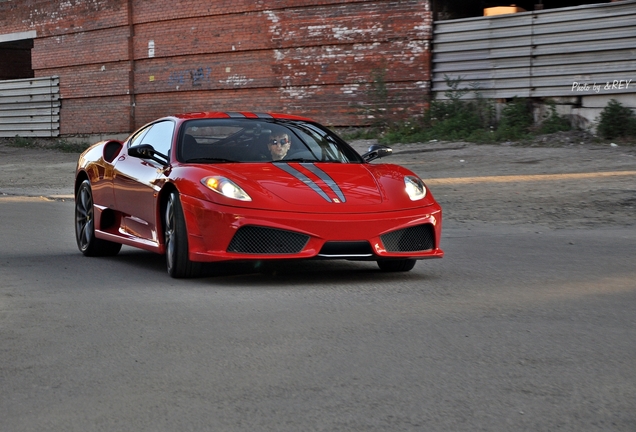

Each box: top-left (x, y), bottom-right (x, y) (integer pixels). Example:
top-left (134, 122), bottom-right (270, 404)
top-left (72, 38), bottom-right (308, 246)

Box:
top-left (377, 259), bottom-right (416, 272)
top-left (75, 180), bottom-right (122, 257)
top-left (164, 191), bottom-right (201, 278)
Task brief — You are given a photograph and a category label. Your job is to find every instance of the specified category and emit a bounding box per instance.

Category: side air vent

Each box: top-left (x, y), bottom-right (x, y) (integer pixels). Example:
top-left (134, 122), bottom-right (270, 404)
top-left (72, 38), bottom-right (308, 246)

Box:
top-left (103, 141), bottom-right (123, 163)
top-left (380, 224), bottom-right (435, 252)
top-left (227, 226), bottom-right (309, 254)
top-left (99, 208), bottom-right (118, 230)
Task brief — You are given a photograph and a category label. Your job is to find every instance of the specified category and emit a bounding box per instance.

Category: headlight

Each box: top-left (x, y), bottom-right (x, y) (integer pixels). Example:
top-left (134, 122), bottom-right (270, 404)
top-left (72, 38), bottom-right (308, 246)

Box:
top-left (201, 176), bottom-right (252, 201)
top-left (404, 176), bottom-right (426, 201)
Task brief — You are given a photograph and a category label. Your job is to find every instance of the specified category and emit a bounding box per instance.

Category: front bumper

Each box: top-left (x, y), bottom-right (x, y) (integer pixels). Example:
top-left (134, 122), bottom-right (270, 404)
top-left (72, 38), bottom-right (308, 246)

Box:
top-left (180, 195), bottom-right (443, 262)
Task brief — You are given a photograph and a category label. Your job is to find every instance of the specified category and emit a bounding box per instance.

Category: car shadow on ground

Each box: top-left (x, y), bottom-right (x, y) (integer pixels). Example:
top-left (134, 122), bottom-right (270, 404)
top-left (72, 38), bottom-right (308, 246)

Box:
top-left (111, 248), bottom-right (438, 286)
top-left (3, 242), bottom-right (436, 286)
top-left (3, 249), bottom-right (436, 288)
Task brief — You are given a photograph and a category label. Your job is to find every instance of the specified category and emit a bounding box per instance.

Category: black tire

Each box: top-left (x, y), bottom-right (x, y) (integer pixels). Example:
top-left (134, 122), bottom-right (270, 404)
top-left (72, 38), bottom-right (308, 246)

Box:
top-left (75, 180), bottom-right (122, 257)
top-left (377, 259), bottom-right (417, 272)
top-left (164, 191), bottom-right (201, 278)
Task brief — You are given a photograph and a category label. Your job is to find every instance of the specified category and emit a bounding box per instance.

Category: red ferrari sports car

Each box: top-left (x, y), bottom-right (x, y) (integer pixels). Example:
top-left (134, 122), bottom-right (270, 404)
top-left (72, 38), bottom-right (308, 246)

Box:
top-left (75, 112), bottom-right (443, 277)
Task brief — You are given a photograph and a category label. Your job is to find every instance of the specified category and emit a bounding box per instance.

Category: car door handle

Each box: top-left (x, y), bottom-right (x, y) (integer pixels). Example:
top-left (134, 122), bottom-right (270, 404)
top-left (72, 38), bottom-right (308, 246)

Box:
top-left (118, 155), bottom-right (126, 161)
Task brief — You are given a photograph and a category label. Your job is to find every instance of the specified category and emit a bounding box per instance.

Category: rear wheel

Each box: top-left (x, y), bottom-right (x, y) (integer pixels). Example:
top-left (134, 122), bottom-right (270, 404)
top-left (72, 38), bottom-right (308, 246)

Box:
top-left (377, 259), bottom-right (416, 272)
top-left (75, 180), bottom-right (122, 256)
top-left (164, 191), bottom-right (201, 278)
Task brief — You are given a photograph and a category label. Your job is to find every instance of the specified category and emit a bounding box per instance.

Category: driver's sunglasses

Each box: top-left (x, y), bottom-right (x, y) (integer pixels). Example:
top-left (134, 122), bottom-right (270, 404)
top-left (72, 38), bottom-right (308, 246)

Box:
top-left (269, 137), bottom-right (289, 146)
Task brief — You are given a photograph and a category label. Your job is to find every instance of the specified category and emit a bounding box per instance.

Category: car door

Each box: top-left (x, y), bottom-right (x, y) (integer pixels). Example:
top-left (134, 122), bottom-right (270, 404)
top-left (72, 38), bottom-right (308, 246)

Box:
top-left (113, 120), bottom-right (175, 243)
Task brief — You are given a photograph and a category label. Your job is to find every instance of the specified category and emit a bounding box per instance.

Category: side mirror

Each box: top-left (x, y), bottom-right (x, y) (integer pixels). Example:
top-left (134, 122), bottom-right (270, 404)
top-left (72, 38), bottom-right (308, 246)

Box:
top-left (128, 144), bottom-right (169, 165)
top-left (362, 144), bottom-right (393, 162)
top-left (128, 144), bottom-right (154, 158)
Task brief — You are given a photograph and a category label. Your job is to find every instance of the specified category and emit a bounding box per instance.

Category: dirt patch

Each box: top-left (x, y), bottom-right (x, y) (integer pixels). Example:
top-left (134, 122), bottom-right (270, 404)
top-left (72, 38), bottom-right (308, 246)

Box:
top-left (1, 132), bottom-right (635, 229)
top-left (0, 141), bottom-right (78, 197)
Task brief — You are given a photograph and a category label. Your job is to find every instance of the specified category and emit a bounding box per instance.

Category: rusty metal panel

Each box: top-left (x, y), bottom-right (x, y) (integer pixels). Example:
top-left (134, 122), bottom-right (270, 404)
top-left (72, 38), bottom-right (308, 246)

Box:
top-left (0, 76), bottom-right (60, 137)
top-left (432, 0), bottom-right (636, 100)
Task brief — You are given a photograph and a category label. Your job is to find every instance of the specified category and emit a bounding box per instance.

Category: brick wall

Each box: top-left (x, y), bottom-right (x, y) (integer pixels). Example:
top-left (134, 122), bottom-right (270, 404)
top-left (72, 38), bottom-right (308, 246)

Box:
top-left (2, 0), bottom-right (432, 134)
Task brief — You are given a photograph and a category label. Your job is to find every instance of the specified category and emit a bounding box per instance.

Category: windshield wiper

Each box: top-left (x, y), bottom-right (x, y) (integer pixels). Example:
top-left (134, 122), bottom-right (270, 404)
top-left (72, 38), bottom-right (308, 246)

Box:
top-left (185, 157), bottom-right (238, 163)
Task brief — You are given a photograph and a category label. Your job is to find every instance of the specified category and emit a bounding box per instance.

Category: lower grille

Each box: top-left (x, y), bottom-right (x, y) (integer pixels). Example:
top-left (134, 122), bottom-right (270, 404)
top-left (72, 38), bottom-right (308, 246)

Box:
top-left (380, 224), bottom-right (435, 252)
top-left (227, 226), bottom-right (309, 254)
top-left (318, 241), bottom-right (373, 257)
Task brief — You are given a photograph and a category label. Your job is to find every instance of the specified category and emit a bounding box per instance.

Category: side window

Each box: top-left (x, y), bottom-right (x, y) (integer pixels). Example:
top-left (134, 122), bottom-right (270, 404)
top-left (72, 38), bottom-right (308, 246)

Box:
top-left (139, 121), bottom-right (175, 156)
top-left (129, 126), bottom-right (151, 148)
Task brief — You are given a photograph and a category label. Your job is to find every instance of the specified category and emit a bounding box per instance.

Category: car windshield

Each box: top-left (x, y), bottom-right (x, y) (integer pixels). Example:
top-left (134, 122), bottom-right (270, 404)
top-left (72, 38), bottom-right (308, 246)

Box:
top-left (178, 119), bottom-right (364, 164)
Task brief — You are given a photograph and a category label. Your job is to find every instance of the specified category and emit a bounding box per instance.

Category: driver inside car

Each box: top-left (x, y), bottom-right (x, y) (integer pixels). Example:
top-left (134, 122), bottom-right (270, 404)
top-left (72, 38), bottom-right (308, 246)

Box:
top-left (268, 132), bottom-right (292, 161)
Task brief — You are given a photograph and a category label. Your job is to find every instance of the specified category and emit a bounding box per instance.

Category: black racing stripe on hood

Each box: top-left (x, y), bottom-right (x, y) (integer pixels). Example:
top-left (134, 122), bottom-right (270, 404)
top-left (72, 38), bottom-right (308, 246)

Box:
top-left (300, 163), bottom-right (346, 203)
top-left (273, 163), bottom-right (332, 202)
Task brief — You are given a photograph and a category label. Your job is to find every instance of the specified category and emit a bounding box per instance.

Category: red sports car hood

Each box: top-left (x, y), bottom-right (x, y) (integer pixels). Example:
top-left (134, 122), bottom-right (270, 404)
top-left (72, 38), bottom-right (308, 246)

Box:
top-left (176, 162), bottom-right (435, 214)
top-left (248, 162), bottom-right (383, 206)
top-left (179, 161), bottom-right (437, 213)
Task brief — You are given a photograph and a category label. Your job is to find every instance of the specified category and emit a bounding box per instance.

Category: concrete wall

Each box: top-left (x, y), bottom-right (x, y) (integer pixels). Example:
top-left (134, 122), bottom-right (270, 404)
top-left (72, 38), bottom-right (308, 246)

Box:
top-left (0, 0), bottom-right (433, 135)
top-left (432, 0), bottom-right (636, 134)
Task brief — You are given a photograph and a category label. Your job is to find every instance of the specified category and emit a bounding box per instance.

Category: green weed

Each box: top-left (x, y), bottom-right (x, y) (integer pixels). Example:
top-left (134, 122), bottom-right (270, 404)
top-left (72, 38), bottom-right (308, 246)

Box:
top-left (11, 136), bottom-right (37, 148)
top-left (540, 101), bottom-right (571, 134)
top-left (596, 99), bottom-right (636, 140)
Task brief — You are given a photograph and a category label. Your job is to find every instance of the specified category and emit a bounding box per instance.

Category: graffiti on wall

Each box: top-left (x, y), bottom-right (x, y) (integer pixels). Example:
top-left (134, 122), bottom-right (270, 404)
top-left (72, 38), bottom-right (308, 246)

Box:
top-left (168, 67), bottom-right (213, 87)
top-left (166, 67), bottom-right (253, 89)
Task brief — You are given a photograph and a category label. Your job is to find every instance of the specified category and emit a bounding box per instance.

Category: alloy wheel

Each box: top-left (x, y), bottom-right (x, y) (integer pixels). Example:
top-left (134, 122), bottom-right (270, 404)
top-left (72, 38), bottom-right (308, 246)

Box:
top-left (75, 183), bottom-right (94, 252)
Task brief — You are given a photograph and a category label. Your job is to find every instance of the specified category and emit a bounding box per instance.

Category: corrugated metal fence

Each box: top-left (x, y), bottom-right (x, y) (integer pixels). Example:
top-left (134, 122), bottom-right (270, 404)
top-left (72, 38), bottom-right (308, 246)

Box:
top-left (432, 1), bottom-right (636, 101)
top-left (0, 76), bottom-right (60, 137)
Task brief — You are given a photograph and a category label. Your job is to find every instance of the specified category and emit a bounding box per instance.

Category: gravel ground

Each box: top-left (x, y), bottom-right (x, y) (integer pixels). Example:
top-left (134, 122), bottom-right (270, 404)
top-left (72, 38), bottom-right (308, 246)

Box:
top-left (1, 134), bottom-right (635, 230)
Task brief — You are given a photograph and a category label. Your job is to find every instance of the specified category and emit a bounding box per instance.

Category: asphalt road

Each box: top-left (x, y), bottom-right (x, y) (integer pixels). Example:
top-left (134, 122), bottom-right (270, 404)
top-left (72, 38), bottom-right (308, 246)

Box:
top-left (1, 198), bottom-right (635, 431)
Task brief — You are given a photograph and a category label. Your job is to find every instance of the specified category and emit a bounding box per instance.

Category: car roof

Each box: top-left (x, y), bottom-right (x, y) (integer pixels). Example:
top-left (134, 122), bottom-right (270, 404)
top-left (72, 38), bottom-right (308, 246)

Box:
top-left (172, 112), bottom-right (314, 122)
